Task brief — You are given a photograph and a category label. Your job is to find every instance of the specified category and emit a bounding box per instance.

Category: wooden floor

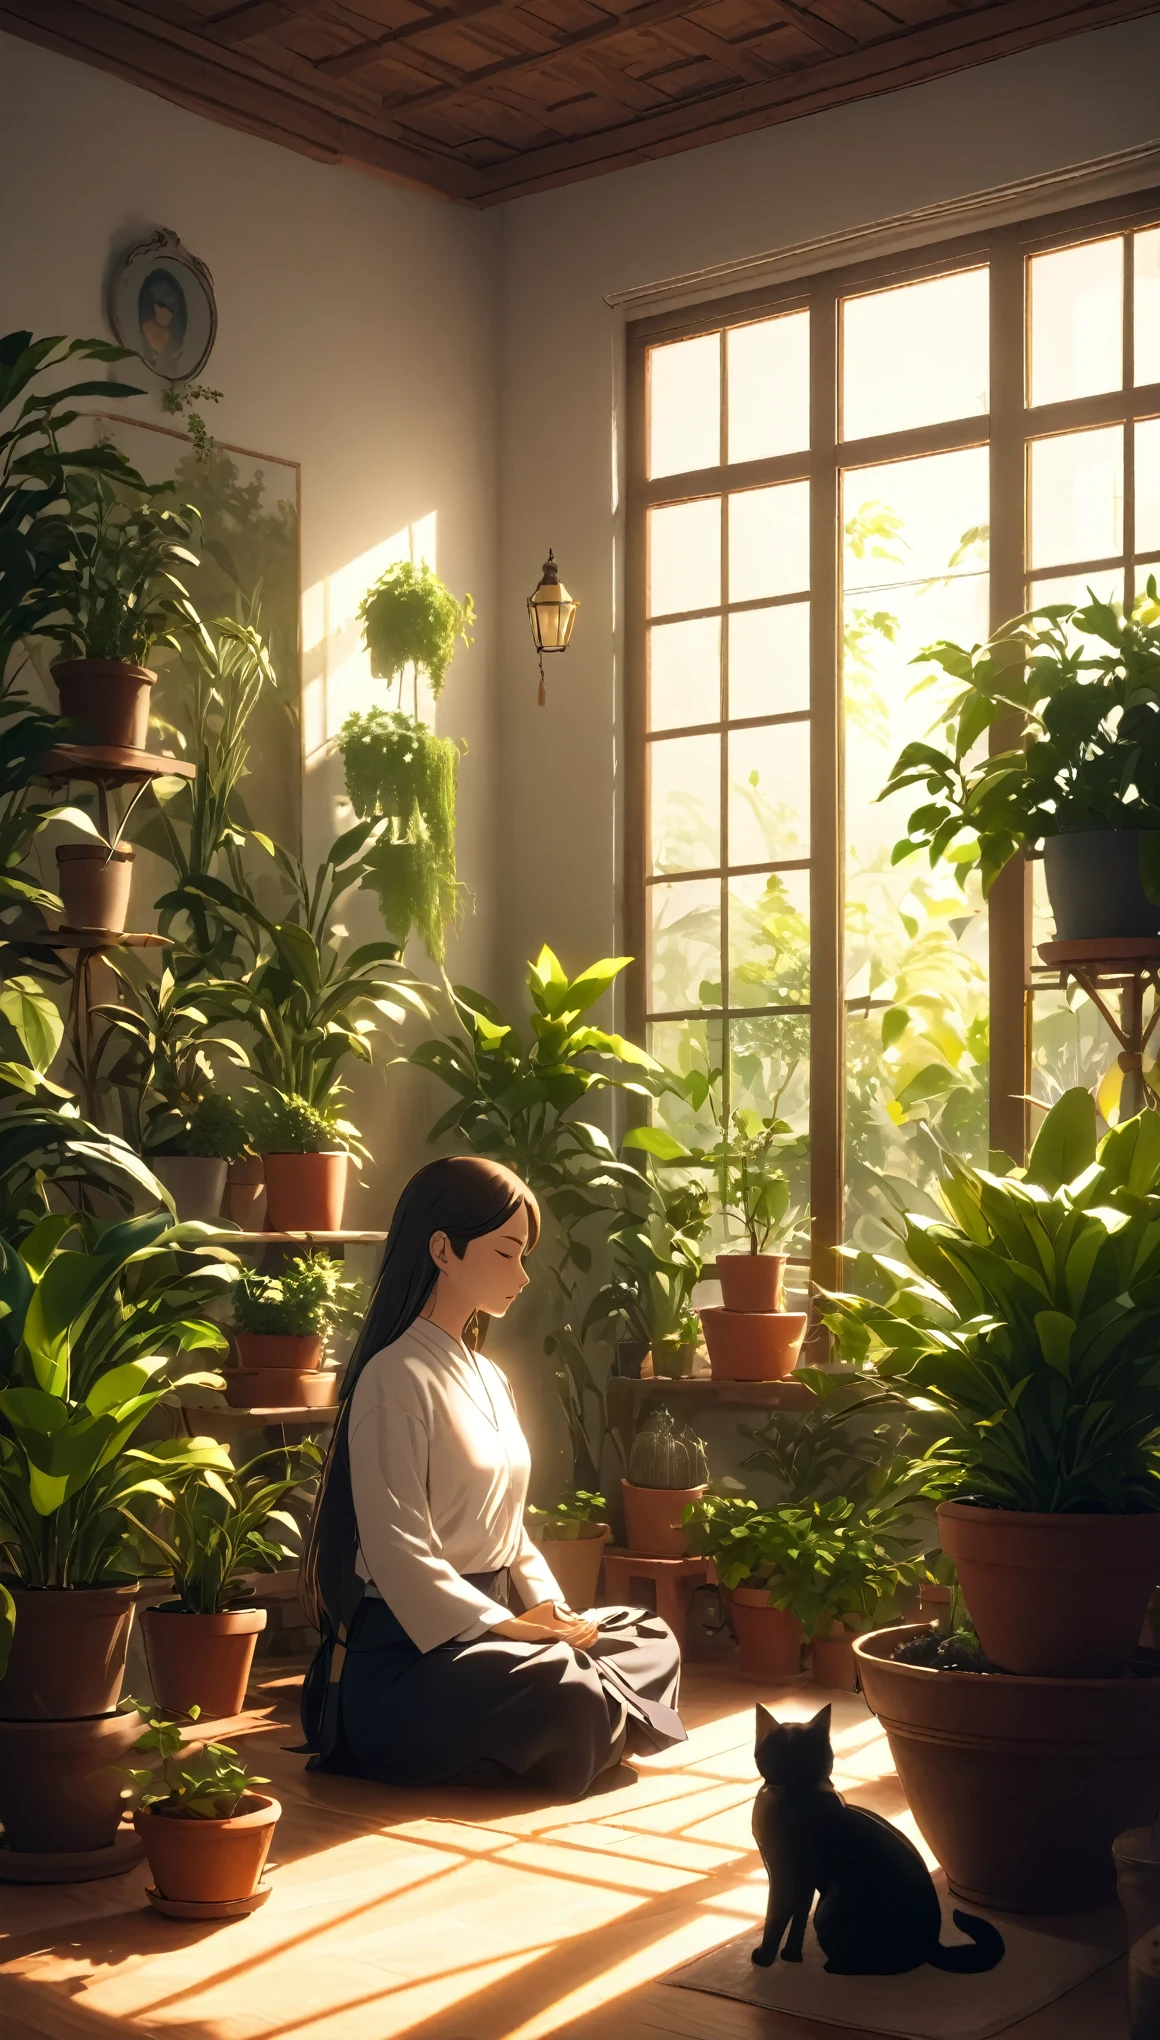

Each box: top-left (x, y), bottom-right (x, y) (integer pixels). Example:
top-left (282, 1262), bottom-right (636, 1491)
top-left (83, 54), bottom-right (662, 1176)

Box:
top-left (0, 1660), bottom-right (1129, 2040)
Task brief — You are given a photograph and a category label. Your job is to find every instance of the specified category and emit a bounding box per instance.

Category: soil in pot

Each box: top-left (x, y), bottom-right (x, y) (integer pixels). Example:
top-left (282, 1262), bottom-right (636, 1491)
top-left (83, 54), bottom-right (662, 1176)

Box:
top-left (56, 844), bottom-right (134, 933)
top-left (0, 1584), bottom-right (137, 1720)
top-left (234, 1332), bottom-right (323, 1371)
top-left (621, 1479), bottom-right (704, 1558)
top-left (142, 1606), bottom-right (268, 1720)
top-left (225, 1366), bottom-right (337, 1410)
top-left (1044, 829), bottom-right (1160, 942)
top-left (135, 1793), bottom-right (280, 1907)
top-left (529, 1527), bottom-right (610, 1612)
top-left (0, 1708), bottom-right (143, 1852)
top-left (856, 1623), bottom-right (1160, 1912)
top-left (53, 658), bottom-right (156, 750)
top-left (716, 1253), bottom-right (786, 1313)
top-left (810, 1626), bottom-right (860, 1691)
top-left (729, 1589), bottom-right (805, 1681)
top-left (262, 1151), bottom-right (348, 1233)
top-left (938, 1501), bottom-right (1160, 1677)
top-left (700, 1306), bottom-right (806, 1381)
top-left (150, 1156), bottom-right (228, 1225)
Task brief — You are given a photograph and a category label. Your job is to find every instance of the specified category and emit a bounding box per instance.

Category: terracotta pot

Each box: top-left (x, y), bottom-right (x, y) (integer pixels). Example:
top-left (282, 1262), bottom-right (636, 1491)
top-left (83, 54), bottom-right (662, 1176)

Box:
top-left (53, 658), bottom-right (156, 750)
top-left (529, 1527), bottom-right (609, 1612)
top-left (856, 1623), bottom-right (1160, 1912)
top-left (716, 1252), bottom-right (786, 1312)
top-left (649, 1339), bottom-right (697, 1379)
top-left (223, 1155), bottom-right (264, 1228)
top-left (621, 1479), bottom-right (705, 1557)
top-left (262, 1151), bottom-right (348, 1233)
top-left (135, 1793), bottom-right (280, 1908)
top-left (938, 1501), bottom-right (1160, 1677)
top-left (0, 1707), bottom-right (143, 1853)
top-left (810, 1625), bottom-right (860, 1691)
top-left (149, 1156), bottom-right (228, 1224)
top-left (142, 1606), bottom-right (267, 1720)
top-left (225, 1366), bottom-right (337, 1410)
top-left (699, 1306), bottom-right (806, 1381)
top-left (56, 843), bottom-right (134, 933)
top-left (0, 1584), bottom-right (137, 1720)
top-left (234, 1332), bottom-right (323, 1371)
top-left (729, 1588), bottom-right (805, 1681)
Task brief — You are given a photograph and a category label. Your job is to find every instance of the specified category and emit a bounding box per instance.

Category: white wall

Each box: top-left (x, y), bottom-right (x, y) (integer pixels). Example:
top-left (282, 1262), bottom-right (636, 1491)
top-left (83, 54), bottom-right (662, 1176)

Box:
top-left (494, 16), bottom-right (1160, 1014)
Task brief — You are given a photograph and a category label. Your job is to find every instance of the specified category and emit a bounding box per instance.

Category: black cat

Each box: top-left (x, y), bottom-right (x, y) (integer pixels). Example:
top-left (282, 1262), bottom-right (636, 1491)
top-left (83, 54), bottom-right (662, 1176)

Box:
top-left (750, 1703), bottom-right (1005, 1976)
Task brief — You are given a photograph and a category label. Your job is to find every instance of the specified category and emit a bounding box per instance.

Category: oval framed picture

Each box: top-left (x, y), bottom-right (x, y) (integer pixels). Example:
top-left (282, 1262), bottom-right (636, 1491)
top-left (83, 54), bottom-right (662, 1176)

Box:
top-left (108, 228), bottom-right (217, 382)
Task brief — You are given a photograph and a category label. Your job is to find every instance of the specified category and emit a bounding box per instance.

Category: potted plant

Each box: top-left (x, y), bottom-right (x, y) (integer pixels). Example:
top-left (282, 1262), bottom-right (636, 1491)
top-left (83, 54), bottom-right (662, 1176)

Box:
top-left (682, 1494), bottom-right (808, 1680)
top-left (227, 1253), bottom-right (356, 1406)
top-left (146, 1091), bottom-right (249, 1224)
top-left (127, 1707), bottom-right (280, 1917)
top-left (137, 1440), bottom-right (321, 1719)
top-left (584, 1174), bottom-right (707, 1380)
top-left (525, 1488), bottom-right (610, 1612)
top-left (39, 470), bottom-right (201, 751)
top-left (621, 1406), bottom-right (708, 1557)
top-left (0, 1211), bottom-right (236, 1871)
top-left (248, 1093), bottom-right (353, 1236)
top-left (880, 589), bottom-right (1160, 941)
top-left (827, 1088), bottom-right (1160, 1910)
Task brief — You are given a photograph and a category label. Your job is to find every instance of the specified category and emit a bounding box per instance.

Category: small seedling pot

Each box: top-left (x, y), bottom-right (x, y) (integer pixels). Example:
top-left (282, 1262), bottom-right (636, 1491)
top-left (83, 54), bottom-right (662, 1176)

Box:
top-left (134, 1793), bottom-right (280, 1911)
top-left (262, 1151), bottom-right (348, 1232)
top-left (56, 843), bottom-right (134, 932)
top-left (528, 1525), bottom-right (610, 1613)
top-left (234, 1332), bottom-right (323, 1371)
top-left (149, 1155), bottom-right (228, 1224)
top-left (142, 1606), bottom-right (268, 1721)
top-left (716, 1252), bottom-right (787, 1313)
top-left (52, 657), bottom-right (156, 750)
top-left (728, 1589), bottom-right (805, 1681)
top-left (621, 1479), bottom-right (705, 1558)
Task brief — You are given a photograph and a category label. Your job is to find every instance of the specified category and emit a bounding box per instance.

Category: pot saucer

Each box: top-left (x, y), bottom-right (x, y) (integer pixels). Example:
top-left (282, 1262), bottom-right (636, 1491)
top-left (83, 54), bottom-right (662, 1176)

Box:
top-left (147, 1878), bottom-right (271, 1919)
top-left (0, 1827), bottom-right (146, 1883)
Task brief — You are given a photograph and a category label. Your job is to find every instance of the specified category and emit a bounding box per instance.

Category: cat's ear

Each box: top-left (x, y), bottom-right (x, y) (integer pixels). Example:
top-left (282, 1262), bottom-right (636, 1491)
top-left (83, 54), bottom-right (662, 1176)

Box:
top-left (808, 1703), bottom-right (832, 1737)
top-left (755, 1702), bottom-right (779, 1742)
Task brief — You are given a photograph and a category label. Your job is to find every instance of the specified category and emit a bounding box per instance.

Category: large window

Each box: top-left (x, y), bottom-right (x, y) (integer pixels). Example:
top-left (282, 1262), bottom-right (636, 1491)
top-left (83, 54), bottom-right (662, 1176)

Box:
top-left (625, 191), bottom-right (1160, 1284)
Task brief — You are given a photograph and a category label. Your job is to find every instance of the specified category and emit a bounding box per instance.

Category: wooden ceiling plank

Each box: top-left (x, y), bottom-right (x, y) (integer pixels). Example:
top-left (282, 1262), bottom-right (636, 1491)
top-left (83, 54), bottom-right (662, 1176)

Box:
top-left (201, 0), bottom-right (302, 45)
top-left (759, 1), bottom-right (856, 55)
top-left (315, 0), bottom-right (523, 76)
top-left (469, 0), bottom-right (1156, 198)
top-left (664, 17), bottom-right (779, 77)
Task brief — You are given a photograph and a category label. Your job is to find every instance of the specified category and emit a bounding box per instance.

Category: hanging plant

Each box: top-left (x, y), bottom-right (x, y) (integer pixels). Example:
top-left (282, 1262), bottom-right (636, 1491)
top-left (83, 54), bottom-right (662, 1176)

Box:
top-left (357, 559), bottom-right (474, 702)
top-left (339, 706), bottom-right (464, 964)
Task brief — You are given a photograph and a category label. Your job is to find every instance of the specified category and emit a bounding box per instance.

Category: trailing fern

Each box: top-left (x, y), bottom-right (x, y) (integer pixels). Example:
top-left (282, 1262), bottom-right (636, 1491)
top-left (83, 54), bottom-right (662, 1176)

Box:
top-left (340, 706), bottom-right (463, 964)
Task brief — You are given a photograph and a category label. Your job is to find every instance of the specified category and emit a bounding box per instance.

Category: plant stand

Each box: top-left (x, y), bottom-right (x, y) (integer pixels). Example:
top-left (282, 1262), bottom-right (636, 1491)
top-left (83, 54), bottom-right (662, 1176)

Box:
top-left (0, 1827), bottom-right (145, 1884)
top-left (602, 1550), bottom-right (711, 1653)
top-left (1030, 937), bottom-right (1160, 1118)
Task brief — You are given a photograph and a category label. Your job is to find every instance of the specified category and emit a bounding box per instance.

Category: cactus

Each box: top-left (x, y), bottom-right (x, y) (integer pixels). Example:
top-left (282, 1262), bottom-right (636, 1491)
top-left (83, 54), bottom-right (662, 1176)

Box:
top-left (627, 1405), bottom-right (709, 1489)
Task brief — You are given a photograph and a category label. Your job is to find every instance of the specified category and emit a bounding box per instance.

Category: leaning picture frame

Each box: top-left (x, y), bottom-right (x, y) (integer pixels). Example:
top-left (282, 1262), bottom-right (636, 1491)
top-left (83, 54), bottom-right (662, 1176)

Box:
top-left (108, 227), bottom-right (217, 383)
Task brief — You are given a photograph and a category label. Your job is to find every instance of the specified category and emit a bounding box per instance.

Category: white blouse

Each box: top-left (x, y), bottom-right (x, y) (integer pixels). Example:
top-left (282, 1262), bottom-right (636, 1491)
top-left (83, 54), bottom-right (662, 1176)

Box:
top-left (347, 1316), bottom-right (562, 1653)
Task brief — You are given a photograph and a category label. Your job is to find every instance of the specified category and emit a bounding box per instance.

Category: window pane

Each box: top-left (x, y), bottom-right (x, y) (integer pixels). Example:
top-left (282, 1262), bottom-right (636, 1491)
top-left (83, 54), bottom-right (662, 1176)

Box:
top-left (729, 1014), bottom-right (810, 1146)
top-left (649, 335), bottom-right (719, 479)
top-left (728, 481), bottom-right (809, 603)
top-left (842, 269), bottom-right (988, 441)
top-left (728, 721), bottom-right (810, 865)
top-left (649, 617), bottom-right (720, 731)
top-left (1029, 427), bottom-right (1123, 570)
top-left (844, 447), bottom-right (990, 593)
top-left (1027, 570), bottom-right (1122, 630)
top-left (1029, 237), bottom-right (1122, 407)
top-left (649, 1018), bottom-right (723, 1147)
top-left (728, 868), bottom-right (810, 1009)
top-left (649, 879), bottom-right (721, 1012)
top-left (1136, 416), bottom-right (1160, 556)
top-left (1136, 228), bottom-right (1160, 387)
top-left (727, 312), bottom-right (809, 463)
top-left (650, 732), bottom-right (719, 874)
top-left (729, 602), bottom-right (810, 720)
top-left (648, 498), bottom-right (720, 618)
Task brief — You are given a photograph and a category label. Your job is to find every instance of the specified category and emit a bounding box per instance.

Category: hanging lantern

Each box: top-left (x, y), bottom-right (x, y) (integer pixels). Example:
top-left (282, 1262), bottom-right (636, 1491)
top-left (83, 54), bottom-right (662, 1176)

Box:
top-left (527, 549), bottom-right (578, 706)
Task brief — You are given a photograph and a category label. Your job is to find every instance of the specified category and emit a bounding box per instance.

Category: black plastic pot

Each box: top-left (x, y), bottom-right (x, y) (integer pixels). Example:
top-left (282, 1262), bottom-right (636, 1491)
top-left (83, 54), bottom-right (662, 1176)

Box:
top-left (615, 1340), bottom-right (648, 1379)
top-left (1043, 830), bottom-right (1160, 941)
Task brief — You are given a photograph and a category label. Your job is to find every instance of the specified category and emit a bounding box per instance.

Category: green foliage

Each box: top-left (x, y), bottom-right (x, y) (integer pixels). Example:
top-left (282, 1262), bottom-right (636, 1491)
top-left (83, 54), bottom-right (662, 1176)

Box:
top-left (92, 959), bottom-right (249, 1154)
top-left (38, 470), bottom-right (201, 666)
top-left (248, 1092), bottom-right (344, 1157)
top-left (125, 1707), bottom-right (268, 1819)
top-left (627, 1089), bottom-right (808, 1255)
top-left (0, 1092), bottom-right (174, 1242)
top-left (738, 1369), bottom-right (912, 1506)
top-left (683, 1485), bottom-right (936, 1633)
top-left (181, 1090), bottom-right (248, 1162)
top-left (413, 945), bottom-right (662, 1481)
top-left (526, 1488), bottom-right (608, 1540)
top-left (821, 1089), bottom-right (1160, 1512)
top-left (358, 559), bottom-right (474, 697)
top-left (0, 1212), bottom-right (238, 1603)
top-left (882, 589), bottom-right (1160, 896)
top-left (0, 690), bottom-right (76, 922)
top-left (232, 1253), bottom-right (358, 1337)
top-left (131, 1439), bottom-right (322, 1615)
top-left (340, 708), bottom-right (462, 964)
top-left (583, 1169), bottom-right (706, 1361)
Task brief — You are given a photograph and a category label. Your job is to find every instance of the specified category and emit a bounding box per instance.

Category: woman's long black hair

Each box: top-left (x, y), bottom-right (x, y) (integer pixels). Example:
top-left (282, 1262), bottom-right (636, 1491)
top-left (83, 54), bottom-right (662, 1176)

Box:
top-left (301, 1155), bottom-right (540, 1633)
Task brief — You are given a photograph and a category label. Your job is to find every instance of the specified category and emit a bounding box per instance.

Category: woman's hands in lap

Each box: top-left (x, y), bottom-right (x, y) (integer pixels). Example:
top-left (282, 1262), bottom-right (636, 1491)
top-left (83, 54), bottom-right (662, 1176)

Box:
top-left (491, 1602), bottom-right (600, 1650)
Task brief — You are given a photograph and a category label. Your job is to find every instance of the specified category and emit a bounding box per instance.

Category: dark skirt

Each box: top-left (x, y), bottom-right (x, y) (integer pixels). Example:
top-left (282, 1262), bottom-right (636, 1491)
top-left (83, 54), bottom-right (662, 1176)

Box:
top-left (301, 1591), bottom-right (684, 1800)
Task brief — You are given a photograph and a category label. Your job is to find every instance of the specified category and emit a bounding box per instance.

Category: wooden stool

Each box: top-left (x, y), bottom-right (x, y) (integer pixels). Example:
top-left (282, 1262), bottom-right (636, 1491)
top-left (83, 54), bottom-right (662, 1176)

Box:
top-left (603, 1550), bottom-right (712, 1652)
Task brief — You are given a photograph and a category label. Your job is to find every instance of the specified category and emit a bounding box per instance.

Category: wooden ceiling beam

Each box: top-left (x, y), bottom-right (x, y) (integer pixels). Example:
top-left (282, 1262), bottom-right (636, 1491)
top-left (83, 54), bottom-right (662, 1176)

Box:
top-left (663, 18), bottom-right (782, 78)
top-left (315, 0), bottom-right (520, 78)
top-left (759, 1), bottom-right (856, 53)
top-left (200, 1), bottom-right (304, 45)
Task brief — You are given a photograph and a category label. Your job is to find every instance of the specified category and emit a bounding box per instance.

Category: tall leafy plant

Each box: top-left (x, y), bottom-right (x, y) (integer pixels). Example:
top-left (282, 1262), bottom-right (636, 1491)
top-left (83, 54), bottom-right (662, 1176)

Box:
top-left (37, 471), bottom-right (200, 666)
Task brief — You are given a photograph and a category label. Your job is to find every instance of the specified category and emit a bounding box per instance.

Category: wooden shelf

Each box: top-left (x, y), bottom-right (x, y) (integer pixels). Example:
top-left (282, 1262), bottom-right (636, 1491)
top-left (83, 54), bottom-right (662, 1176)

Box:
top-left (606, 1374), bottom-right (817, 1410)
top-left (202, 1230), bottom-right (388, 1245)
top-left (183, 1404), bottom-right (338, 1427)
top-left (4, 929), bottom-right (172, 951)
top-left (1037, 937), bottom-right (1160, 967)
top-left (36, 744), bottom-right (196, 786)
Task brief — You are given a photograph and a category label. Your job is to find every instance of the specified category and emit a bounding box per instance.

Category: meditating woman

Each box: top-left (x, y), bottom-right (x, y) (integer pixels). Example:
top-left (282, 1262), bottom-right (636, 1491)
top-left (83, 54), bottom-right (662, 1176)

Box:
top-left (301, 1154), bottom-right (684, 1797)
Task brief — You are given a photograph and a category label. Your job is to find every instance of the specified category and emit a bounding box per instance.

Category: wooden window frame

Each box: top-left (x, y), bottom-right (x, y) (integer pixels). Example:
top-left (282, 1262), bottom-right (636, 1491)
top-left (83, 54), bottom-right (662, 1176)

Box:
top-left (625, 183), bottom-right (1160, 1291)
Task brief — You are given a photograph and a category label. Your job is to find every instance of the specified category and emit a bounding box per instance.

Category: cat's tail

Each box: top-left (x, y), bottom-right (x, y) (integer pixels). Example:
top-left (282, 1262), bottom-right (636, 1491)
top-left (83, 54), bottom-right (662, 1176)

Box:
top-left (929, 1910), bottom-right (1005, 1973)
